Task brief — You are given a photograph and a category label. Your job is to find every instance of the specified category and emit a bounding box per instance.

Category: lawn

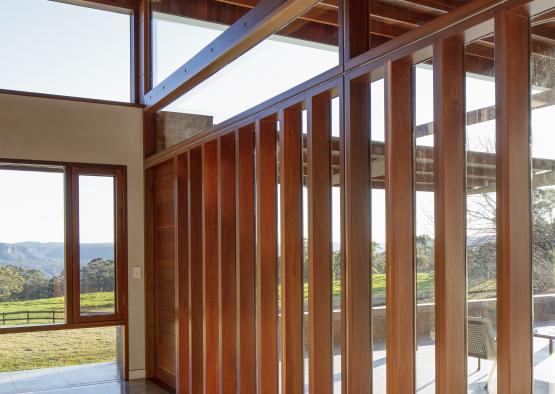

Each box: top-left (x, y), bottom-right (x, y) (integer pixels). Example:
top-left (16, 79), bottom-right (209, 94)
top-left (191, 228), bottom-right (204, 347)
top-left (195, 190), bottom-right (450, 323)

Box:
top-left (0, 326), bottom-right (117, 372)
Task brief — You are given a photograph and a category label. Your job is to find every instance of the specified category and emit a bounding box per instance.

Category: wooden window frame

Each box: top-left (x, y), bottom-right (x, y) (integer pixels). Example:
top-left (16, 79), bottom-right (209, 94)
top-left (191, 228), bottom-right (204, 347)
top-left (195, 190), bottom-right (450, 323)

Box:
top-left (70, 165), bottom-right (128, 325)
top-left (0, 158), bottom-right (128, 334)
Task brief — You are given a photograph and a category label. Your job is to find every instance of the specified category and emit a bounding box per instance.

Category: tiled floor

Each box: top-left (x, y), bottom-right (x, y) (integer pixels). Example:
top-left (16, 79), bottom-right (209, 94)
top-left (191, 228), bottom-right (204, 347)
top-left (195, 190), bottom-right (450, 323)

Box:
top-left (0, 362), bottom-right (125, 394)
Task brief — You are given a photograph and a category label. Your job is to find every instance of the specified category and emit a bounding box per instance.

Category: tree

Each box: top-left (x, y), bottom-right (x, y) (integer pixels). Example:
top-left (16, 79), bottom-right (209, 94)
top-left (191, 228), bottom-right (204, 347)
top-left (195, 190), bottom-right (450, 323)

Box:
top-left (0, 265), bottom-right (25, 302)
top-left (80, 259), bottom-right (115, 293)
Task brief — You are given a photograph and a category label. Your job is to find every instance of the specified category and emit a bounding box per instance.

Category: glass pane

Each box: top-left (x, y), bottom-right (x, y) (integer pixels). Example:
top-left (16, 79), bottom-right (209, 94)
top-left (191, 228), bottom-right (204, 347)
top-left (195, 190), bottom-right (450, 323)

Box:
top-left (531, 7), bottom-right (555, 391)
top-left (370, 79), bottom-right (387, 393)
top-left (302, 111), bottom-right (309, 393)
top-left (78, 175), bottom-right (116, 316)
top-left (0, 165), bottom-right (66, 328)
top-left (155, 1), bottom-right (339, 151)
top-left (465, 34), bottom-right (497, 393)
top-left (152, 1), bottom-right (262, 85)
top-left (414, 62), bottom-right (435, 393)
top-left (0, 0), bottom-right (131, 102)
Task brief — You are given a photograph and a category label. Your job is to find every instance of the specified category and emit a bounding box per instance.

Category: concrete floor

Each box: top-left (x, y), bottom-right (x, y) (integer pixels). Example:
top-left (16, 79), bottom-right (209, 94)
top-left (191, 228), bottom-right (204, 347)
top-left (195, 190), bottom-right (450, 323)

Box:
top-left (0, 362), bottom-right (170, 394)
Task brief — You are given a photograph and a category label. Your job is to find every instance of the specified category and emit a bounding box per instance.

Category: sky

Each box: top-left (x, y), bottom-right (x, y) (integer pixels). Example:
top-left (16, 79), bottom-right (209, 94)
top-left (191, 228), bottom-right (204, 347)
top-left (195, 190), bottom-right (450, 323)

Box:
top-left (0, 170), bottom-right (115, 243)
top-left (1, 2), bottom-right (554, 245)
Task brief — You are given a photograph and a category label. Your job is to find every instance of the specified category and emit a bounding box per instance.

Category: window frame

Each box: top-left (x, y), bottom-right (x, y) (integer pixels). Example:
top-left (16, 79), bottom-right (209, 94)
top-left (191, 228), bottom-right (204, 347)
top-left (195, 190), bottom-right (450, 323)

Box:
top-left (0, 159), bottom-right (128, 334)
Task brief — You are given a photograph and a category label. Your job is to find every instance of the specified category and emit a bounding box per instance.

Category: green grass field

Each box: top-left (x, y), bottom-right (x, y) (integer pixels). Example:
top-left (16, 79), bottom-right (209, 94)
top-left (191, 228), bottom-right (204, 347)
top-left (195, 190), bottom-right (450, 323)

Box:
top-left (0, 326), bottom-right (117, 372)
top-left (0, 292), bottom-right (118, 372)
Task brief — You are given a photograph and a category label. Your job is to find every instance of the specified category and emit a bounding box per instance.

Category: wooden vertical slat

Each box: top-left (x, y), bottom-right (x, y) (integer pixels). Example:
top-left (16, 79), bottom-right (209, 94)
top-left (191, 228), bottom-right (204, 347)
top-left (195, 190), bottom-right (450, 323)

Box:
top-left (495, 9), bottom-right (532, 394)
top-left (385, 59), bottom-right (415, 394)
top-left (433, 36), bottom-right (467, 394)
top-left (176, 154), bottom-right (189, 394)
top-left (189, 148), bottom-right (204, 394)
top-left (344, 79), bottom-right (371, 393)
top-left (219, 133), bottom-right (238, 394)
top-left (279, 106), bottom-right (304, 394)
top-left (203, 141), bottom-right (220, 394)
top-left (307, 92), bottom-right (333, 394)
top-left (255, 117), bottom-right (279, 394)
top-left (236, 126), bottom-right (257, 394)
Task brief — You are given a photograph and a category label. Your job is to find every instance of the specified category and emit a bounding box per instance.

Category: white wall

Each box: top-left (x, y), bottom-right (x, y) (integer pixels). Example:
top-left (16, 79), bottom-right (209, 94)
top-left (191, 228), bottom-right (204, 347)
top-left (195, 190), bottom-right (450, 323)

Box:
top-left (0, 92), bottom-right (146, 378)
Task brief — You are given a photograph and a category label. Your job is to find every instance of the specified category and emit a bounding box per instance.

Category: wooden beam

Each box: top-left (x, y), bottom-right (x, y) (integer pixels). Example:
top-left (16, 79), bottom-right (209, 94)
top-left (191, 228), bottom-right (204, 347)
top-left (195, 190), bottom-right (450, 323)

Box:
top-left (203, 141), bottom-right (220, 394)
top-left (344, 79), bottom-right (371, 393)
top-left (279, 107), bottom-right (304, 394)
top-left (345, 0), bottom-right (369, 60)
top-left (144, 168), bottom-right (156, 379)
top-left (495, 9), bottom-right (532, 394)
top-left (255, 117), bottom-right (279, 394)
top-left (307, 91), bottom-right (333, 394)
top-left (385, 59), bottom-right (415, 394)
top-left (236, 126), bottom-right (257, 394)
top-left (219, 133), bottom-right (238, 394)
top-left (175, 154), bottom-right (190, 394)
top-left (189, 148), bottom-right (204, 394)
top-left (433, 36), bottom-right (467, 394)
top-left (144, 0), bottom-right (322, 113)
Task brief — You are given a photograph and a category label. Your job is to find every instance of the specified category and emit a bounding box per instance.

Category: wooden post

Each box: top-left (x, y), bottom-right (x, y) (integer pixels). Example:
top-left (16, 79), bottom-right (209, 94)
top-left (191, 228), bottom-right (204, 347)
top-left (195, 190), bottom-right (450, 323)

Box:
top-left (255, 117), bottom-right (279, 394)
top-left (344, 78), bottom-right (371, 393)
top-left (385, 59), bottom-right (416, 394)
top-left (495, 9), bottom-right (532, 394)
top-left (434, 36), bottom-right (467, 394)
top-left (307, 91), bottom-right (333, 394)
top-left (279, 106), bottom-right (304, 394)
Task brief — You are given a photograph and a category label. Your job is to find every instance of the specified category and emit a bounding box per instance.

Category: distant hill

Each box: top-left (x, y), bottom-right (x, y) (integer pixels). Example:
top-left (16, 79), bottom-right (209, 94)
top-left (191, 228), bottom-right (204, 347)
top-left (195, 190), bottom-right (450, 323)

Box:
top-left (0, 242), bottom-right (114, 277)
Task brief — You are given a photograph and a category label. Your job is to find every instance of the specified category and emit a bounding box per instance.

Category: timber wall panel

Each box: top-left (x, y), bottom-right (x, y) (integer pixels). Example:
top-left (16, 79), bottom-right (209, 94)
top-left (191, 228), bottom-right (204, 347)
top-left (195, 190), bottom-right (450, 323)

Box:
top-left (153, 160), bottom-right (177, 388)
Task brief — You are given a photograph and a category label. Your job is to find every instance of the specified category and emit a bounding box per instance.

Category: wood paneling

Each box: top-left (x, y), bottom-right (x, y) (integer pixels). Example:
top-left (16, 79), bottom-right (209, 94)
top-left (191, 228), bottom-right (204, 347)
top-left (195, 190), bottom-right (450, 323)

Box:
top-left (219, 133), bottom-right (237, 394)
top-left (279, 107), bottom-right (304, 394)
top-left (495, 9), bottom-right (533, 394)
top-left (344, 80), bottom-right (371, 393)
top-left (236, 126), bottom-right (257, 394)
top-left (255, 117), bottom-right (279, 394)
top-left (434, 36), bottom-right (467, 394)
top-left (154, 160), bottom-right (177, 388)
top-left (203, 141), bottom-right (220, 394)
top-left (385, 59), bottom-right (415, 394)
top-left (189, 148), bottom-right (204, 394)
top-left (307, 92), bottom-right (333, 394)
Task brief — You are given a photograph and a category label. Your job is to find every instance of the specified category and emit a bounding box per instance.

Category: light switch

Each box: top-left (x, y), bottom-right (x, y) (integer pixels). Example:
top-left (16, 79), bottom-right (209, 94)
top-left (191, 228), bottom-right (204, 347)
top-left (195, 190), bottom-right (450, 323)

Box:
top-left (133, 266), bottom-right (143, 279)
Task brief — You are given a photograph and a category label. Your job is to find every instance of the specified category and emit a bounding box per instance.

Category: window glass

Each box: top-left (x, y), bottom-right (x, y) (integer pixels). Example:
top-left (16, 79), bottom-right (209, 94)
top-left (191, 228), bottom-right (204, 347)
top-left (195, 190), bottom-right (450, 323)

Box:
top-left (530, 7), bottom-right (555, 391)
top-left (0, 0), bottom-right (131, 102)
top-left (78, 175), bottom-right (116, 316)
top-left (465, 35), bottom-right (498, 392)
top-left (414, 62), bottom-right (435, 394)
top-left (155, 1), bottom-right (339, 151)
top-left (0, 165), bottom-right (66, 328)
top-left (370, 79), bottom-right (387, 393)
